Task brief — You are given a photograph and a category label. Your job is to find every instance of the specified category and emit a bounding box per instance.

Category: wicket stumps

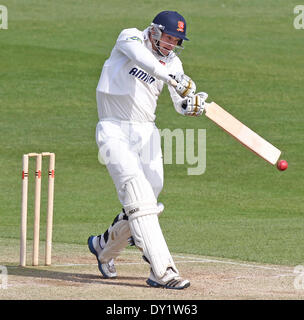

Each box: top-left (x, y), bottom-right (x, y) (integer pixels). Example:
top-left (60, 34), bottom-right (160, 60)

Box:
top-left (20, 152), bottom-right (55, 267)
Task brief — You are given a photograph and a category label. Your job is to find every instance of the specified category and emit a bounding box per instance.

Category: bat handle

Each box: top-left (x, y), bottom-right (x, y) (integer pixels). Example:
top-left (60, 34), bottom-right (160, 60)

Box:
top-left (204, 102), bottom-right (210, 113)
top-left (168, 78), bottom-right (177, 87)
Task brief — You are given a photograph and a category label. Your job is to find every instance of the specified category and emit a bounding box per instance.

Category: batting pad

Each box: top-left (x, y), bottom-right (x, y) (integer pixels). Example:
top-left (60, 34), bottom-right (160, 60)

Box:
top-left (128, 212), bottom-right (178, 280)
top-left (98, 218), bottom-right (130, 263)
top-left (99, 203), bottom-right (164, 263)
top-left (122, 177), bottom-right (178, 280)
top-left (122, 175), bottom-right (158, 216)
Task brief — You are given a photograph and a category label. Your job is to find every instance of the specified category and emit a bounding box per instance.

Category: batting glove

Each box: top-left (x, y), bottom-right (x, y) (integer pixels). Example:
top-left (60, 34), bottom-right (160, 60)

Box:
top-left (170, 72), bottom-right (196, 98)
top-left (181, 92), bottom-right (208, 117)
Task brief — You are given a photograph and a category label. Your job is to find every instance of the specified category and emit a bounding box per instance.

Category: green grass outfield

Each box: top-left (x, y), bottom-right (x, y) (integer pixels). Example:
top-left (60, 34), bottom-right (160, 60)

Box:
top-left (1, 0), bottom-right (303, 267)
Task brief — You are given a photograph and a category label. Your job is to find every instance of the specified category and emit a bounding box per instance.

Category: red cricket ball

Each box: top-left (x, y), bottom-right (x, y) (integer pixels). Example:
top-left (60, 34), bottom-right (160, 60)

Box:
top-left (277, 160), bottom-right (288, 171)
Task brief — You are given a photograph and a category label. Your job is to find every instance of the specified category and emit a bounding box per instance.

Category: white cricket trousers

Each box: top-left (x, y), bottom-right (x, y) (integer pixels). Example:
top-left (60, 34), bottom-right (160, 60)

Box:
top-left (96, 120), bottom-right (164, 204)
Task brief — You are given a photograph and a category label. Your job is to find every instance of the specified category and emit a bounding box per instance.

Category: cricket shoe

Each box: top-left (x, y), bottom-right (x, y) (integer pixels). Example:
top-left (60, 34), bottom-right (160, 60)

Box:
top-left (87, 235), bottom-right (117, 278)
top-left (146, 268), bottom-right (190, 290)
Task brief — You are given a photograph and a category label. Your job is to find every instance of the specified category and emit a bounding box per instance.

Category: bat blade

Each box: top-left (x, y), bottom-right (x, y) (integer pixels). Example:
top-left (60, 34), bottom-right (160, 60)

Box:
top-left (205, 102), bottom-right (281, 165)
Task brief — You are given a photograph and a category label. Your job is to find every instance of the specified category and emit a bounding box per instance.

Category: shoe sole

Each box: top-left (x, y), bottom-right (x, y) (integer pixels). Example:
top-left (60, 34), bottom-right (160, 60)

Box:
top-left (87, 236), bottom-right (114, 279)
top-left (146, 278), bottom-right (190, 290)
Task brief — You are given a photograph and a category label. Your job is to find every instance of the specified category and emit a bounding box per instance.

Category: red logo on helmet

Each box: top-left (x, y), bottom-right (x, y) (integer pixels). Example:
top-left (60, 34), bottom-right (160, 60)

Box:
top-left (177, 21), bottom-right (184, 32)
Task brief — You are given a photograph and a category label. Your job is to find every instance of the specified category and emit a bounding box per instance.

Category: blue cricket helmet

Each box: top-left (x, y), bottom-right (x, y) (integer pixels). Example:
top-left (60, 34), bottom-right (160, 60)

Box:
top-left (152, 11), bottom-right (189, 41)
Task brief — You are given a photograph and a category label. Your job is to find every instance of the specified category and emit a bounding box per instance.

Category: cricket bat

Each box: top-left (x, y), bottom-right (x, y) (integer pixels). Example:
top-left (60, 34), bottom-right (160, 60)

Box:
top-left (204, 102), bottom-right (281, 165)
top-left (168, 78), bottom-right (281, 165)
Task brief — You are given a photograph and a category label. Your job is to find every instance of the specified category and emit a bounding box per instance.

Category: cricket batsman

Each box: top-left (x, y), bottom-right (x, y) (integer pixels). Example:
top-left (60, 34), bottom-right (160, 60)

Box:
top-left (88, 10), bottom-right (208, 289)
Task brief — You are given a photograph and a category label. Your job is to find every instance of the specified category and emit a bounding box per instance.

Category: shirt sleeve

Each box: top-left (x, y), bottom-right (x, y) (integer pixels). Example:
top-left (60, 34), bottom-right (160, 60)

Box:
top-left (168, 85), bottom-right (186, 115)
top-left (116, 29), bottom-right (172, 83)
top-left (167, 57), bottom-right (186, 115)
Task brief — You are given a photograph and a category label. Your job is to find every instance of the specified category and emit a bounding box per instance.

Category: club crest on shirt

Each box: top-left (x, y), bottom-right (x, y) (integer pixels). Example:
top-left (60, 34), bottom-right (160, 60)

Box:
top-left (126, 36), bottom-right (143, 44)
top-left (129, 67), bottom-right (156, 84)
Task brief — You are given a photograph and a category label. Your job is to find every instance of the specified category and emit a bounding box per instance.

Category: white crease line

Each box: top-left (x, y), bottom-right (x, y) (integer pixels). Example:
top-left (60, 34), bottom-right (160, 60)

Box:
top-left (45, 258), bottom-right (294, 277)
top-left (7, 253), bottom-right (295, 276)
top-left (50, 260), bottom-right (197, 267)
top-left (173, 255), bottom-right (295, 274)
top-left (9, 261), bottom-right (295, 280)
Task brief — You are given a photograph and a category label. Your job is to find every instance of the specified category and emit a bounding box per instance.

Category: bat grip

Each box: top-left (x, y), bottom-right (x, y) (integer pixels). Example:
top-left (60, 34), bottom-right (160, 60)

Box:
top-left (168, 78), bottom-right (177, 87)
top-left (203, 102), bottom-right (210, 113)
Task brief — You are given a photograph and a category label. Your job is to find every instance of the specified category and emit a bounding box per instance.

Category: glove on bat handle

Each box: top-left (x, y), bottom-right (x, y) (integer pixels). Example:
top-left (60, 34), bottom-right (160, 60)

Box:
top-left (168, 77), bottom-right (196, 99)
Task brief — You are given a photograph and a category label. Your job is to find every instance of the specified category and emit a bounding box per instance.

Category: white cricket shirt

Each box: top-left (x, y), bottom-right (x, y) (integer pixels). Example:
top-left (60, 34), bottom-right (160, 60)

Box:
top-left (96, 27), bottom-right (185, 122)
